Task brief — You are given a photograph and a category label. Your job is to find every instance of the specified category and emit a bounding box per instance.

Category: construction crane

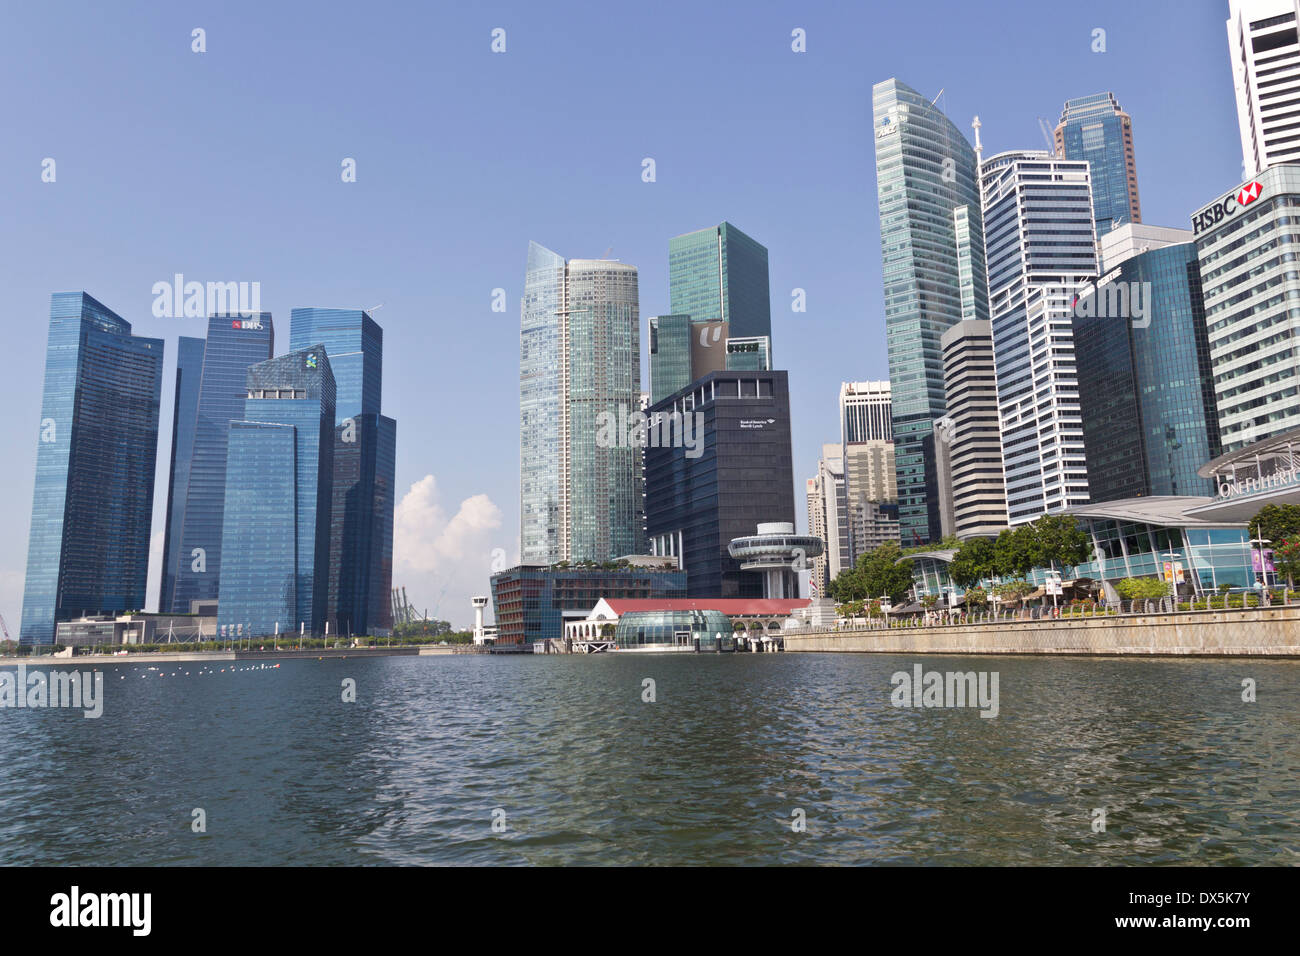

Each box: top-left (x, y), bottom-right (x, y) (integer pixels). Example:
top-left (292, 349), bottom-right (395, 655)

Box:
top-left (0, 612), bottom-right (11, 643)
top-left (1038, 117), bottom-right (1060, 157)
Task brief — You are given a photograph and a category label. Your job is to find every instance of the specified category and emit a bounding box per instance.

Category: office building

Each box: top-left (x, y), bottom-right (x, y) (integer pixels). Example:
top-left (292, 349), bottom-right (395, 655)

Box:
top-left (724, 335), bottom-right (771, 372)
top-left (645, 370), bottom-right (796, 598)
top-left (1099, 222), bottom-right (1194, 272)
top-left (290, 308), bottom-right (396, 637)
top-left (1227, 0), bottom-right (1300, 177)
top-left (19, 292), bottom-right (164, 645)
top-left (649, 314), bottom-right (693, 404)
top-left (1075, 229), bottom-right (1222, 501)
top-left (980, 150), bottom-right (1094, 522)
top-left (166, 313), bottom-right (275, 614)
top-left (159, 335), bottom-right (206, 614)
top-left (873, 78), bottom-right (990, 543)
top-left (668, 221), bottom-right (771, 340)
top-left (935, 320), bottom-right (1008, 538)
top-left (217, 347), bottom-right (336, 637)
top-left (839, 381), bottom-right (897, 558)
top-left (489, 561), bottom-right (686, 647)
top-left (1054, 92), bottom-right (1142, 236)
top-left (1193, 165), bottom-right (1300, 449)
top-left (850, 500), bottom-right (901, 556)
top-left (520, 243), bottom-right (643, 565)
top-left (809, 444), bottom-right (851, 581)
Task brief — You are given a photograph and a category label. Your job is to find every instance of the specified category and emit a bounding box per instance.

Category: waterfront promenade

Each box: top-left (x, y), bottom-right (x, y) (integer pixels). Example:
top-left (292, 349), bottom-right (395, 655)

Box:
top-left (783, 604), bottom-right (1300, 657)
top-left (0, 644), bottom-right (488, 667)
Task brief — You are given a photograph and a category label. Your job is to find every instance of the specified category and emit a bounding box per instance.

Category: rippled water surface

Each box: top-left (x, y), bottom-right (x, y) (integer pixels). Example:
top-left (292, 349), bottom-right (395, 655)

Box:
top-left (0, 653), bottom-right (1296, 865)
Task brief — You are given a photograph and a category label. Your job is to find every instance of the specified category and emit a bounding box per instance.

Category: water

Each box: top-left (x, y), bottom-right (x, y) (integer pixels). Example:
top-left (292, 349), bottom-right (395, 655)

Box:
top-left (0, 654), bottom-right (1296, 865)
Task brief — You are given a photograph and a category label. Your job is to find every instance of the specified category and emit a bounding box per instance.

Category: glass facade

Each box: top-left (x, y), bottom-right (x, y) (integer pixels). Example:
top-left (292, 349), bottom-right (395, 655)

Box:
top-left (614, 609), bottom-right (734, 650)
top-left (520, 243), bottom-right (643, 564)
top-left (645, 371), bottom-right (796, 598)
top-left (724, 336), bottom-right (771, 372)
top-left (159, 335), bottom-right (205, 614)
top-left (873, 79), bottom-right (989, 544)
top-left (290, 308), bottom-right (394, 636)
top-left (1075, 243), bottom-right (1221, 500)
top-left (1055, 92), bottom-right (1141, 237)
top-left (489, 565), bottom-right (688, 646)
top-left (20, 292), bottom-right (164, 644)
top-left (169, 313), bottom-right (275, 613)
top-left (326, 413), bottom-right (396, 636)
top-left (218, 347), bottom-right (336, 636)
top-left (668, 222), bottom-right (771, 339)
top-left (649, 314), bottom-right (692, 404)
top-left (288, 308), bottom-right (381, 422)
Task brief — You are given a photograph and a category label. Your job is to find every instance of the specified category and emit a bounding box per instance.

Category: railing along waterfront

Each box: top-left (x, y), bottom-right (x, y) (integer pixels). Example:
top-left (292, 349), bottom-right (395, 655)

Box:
top-left (785, 592), bottom-right (1296, 635)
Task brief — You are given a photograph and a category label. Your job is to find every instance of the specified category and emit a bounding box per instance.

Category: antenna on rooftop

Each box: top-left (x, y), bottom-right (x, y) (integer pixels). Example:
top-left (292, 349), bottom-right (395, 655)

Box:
top-left (931, 87), bottom-right (944, 107)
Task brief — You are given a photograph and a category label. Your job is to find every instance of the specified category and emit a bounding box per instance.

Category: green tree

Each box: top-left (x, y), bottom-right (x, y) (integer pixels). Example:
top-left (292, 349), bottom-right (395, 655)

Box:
top-left (1031, 514), bottom-right (1091, 571)
top-left (1248, 504), bottom-right (1300, 543)
top-left (948, 537), bottom-right (996, 588)
top-left (993, 526), bottom-right (1039, 578)
top-left (828, 541), bottom-right (914, 604)
top-left (1272, 537), bottom-right (1300, 592)
top-left (1114, 577), bottom-right (1169, 601)
top-left (964, 586), bottom-right (988, 610)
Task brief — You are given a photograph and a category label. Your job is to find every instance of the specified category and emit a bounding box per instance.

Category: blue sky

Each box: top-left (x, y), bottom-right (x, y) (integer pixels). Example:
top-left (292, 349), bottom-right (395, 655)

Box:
top-left (0, 0), bottom-right (1246, 628)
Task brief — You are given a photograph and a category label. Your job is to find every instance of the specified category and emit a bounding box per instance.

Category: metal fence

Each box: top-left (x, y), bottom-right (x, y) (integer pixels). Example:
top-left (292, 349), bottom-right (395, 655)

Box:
top-left (786, 592), bottom-right (1292, 635)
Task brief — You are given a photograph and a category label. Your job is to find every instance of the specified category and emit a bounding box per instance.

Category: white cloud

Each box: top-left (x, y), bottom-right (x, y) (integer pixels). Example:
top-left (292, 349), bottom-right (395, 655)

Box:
top-left (393, 475), bottom-right (508, 628)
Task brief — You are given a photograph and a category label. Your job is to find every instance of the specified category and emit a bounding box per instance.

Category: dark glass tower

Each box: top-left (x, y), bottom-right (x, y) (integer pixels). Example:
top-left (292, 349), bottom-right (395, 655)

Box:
top-left (168, 313), bottom-right (274, 613)
top-left (648, 314), bottom-right (692, 404)
top-left (218, 347), bottom-right (336, 637)
top-left (159, 335), bottom-right (205, 613)
top-left (1075, 242), bottom-right (1221, 500)
top-left (20, 292), bottom-right (164, 644)
top-left (873, 78), bottom-right (989, 544)
top-left (1055, 92), bottom-right (1142, 238)
top-left (289, 308), bottom-right (395, 636)
top-left (644, 370), bottom-right (795, 598)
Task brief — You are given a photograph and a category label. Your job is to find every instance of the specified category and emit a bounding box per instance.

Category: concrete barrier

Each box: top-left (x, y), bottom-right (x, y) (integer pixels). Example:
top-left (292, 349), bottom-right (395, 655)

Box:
top-left (783, 606), bottom-right (1300, 657)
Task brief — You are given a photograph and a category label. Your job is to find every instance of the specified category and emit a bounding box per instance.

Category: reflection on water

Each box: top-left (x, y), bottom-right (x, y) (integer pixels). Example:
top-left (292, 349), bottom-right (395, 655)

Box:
top-left (0, 654), bottom-right (1295, 865)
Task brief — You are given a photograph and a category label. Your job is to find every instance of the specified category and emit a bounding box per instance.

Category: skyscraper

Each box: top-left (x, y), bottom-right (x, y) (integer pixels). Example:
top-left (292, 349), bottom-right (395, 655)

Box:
top-left (655, 222), bottom-right (774, 387)
top-left (648, 314), bottom-right (692, 404)
top-left (166, 313), bottom-right (274, 614)
top-left (1054, 92), bottom-right (1142, 237)
top-left (20, 292), bottom-right (164, 644)
top-left (159, 335), bottom-right (205, 613)
top-left (520, 242), bottom-right (643, 564)
top-left (218, 346), bottom-right (336, 637)
top-left (980, 150), bottom-right (1094, 523)
top-left (839, 381), bottom-right (897, 558)
top-left (1075, 228), bottom-right (1221, 500)
top-left (1193, 166), bottom-right (1300, 450)
top-left (290, 308), bottom-right (396, 636)
top-left (873, 78), bottom-right (989, 544)
top-left (810, 444), bottom-right (851, 580)
top-left (935, 320), bottom-right (1008, 539)
top-left (1227, 0), bottom-right (1300, 177)
top-left (668, 222), bottom-right (771, 339)
top-left (645, 370), bottom-right (795, 598)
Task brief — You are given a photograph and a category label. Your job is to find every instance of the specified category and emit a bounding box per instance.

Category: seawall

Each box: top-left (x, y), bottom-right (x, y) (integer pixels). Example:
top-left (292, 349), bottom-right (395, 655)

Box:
top-left (783, 606), bottom-right (1300, 657)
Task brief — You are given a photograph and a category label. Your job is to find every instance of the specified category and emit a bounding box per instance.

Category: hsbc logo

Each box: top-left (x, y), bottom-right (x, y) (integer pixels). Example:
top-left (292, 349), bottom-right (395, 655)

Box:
top-left (1192, 180), bottom-right (1265, 236)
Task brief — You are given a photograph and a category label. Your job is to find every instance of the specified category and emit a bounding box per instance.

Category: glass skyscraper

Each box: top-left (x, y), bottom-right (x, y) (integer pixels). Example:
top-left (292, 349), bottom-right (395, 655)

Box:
top-left (873, 78), bottom-right (989, 544)
top-left (1075, 239), bottom-right (1221, 501)
top-left (166, 313), bottom-right (274, 613)
top-left (218, 347), bottom-right (336, 637)
top-left (159, 335), bottom-right (205, 614)
top-left (1054, 92), bottom-right (1142, 238)
top-left (648, 314), bottom-right (692, 404)
top-left (290, 308), bottom-right (395, 636)
top-left (668, 221), bottom-right (771, 338)
top-left (20, 292), bottom-right (164, 644)
top-left (520, 242), bottom-right (642, 564)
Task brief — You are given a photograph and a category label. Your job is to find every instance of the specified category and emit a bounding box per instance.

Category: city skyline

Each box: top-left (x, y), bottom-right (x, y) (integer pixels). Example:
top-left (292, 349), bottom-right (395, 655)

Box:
top-left (0, 1), bottom-right (1255, 628)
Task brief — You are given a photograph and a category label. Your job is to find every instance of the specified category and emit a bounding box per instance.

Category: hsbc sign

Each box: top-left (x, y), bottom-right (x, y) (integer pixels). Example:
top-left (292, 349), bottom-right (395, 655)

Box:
top-left (1192, 180), bottom-right (1264, 235)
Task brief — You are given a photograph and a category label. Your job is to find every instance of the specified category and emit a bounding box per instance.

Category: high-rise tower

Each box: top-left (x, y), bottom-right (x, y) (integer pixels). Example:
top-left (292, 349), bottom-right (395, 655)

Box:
top-left (872, 78), bottom-right (989, 544)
